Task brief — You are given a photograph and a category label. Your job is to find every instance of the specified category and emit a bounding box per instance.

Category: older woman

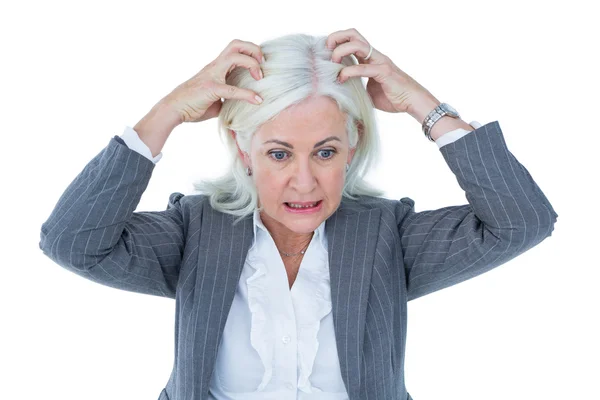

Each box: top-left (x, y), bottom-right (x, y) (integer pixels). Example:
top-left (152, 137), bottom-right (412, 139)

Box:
top-left (39, 29), bottom-right (558, 400)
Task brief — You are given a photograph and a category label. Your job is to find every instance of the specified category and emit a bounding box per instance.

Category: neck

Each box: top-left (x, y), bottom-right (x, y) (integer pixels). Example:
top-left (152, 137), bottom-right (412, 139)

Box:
top-left (259, 211), bottom-right (314, 254)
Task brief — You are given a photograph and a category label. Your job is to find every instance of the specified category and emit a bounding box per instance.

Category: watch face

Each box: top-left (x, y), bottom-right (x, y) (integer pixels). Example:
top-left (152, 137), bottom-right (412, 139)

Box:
top-left (442, 103), bottom-right (459, 117)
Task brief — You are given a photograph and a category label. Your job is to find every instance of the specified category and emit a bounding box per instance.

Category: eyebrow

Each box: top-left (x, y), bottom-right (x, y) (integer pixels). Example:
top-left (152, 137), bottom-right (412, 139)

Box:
top-left (262, 136), bottom-right (341, 149)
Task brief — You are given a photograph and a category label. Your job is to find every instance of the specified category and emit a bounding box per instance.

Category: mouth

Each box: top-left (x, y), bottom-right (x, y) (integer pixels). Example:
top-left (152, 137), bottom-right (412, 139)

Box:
top-left (284, 200), bottom-right (323, 213)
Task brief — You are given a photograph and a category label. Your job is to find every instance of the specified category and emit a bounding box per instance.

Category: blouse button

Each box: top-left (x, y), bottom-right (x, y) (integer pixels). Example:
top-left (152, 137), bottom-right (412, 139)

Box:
top-left (282, 335), bottom-right (291, 344)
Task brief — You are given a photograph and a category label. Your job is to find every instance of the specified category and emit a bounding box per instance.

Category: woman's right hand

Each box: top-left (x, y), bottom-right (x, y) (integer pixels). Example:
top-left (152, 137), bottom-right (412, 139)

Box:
top-left (161, 39), bottom-right (265, 124)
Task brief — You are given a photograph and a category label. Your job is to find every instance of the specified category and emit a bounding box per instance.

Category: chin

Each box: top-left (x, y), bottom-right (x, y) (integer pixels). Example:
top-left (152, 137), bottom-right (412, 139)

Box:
top-left (279, 202), bottom-right (329, 232)
top-left (284, 220), bottom-right (324, 234)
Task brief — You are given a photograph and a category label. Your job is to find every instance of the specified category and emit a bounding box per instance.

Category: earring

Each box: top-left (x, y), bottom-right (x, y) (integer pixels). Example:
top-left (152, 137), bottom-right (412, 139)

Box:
top-left (246, 166), bottom-right (252, 176)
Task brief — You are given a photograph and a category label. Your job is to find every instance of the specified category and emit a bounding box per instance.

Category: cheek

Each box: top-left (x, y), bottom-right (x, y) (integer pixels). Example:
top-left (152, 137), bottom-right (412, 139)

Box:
top-left (252, 165), bottom-right (287, 198)
top-left (323, 169), bottom-right (346, 195)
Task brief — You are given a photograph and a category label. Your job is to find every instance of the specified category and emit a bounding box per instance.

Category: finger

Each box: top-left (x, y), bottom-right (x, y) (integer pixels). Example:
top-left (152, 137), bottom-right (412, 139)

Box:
top-left (325, 28), bottom-right (366, 50)
top-left (337, 63), bottom-right (390, 84)
top-left (220, 53), bottom-right (263, 81)
top-left (225, 39), bottom-right (266, 66)
top-left (211, 82), bottom-right (263, 105)
top-left (331, 41), bottom-right (377, 64)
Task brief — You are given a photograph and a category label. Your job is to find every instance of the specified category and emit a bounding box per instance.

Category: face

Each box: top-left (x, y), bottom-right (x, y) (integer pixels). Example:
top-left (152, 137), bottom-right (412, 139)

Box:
top-left (233, 95), bottom-right (356, 235)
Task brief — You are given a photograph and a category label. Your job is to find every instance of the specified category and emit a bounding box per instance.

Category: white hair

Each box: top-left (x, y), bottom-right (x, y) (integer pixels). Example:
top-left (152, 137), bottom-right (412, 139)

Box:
top-left (192, 33), bottom-right (385, 225)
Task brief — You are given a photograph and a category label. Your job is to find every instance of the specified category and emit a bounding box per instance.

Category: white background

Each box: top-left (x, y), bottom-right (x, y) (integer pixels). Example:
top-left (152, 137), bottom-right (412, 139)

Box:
top-left (2, 0), bottom-right (598, 399)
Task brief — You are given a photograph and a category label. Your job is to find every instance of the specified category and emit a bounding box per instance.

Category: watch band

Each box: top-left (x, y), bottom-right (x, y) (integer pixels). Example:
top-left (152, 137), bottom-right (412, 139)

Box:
top-left (422, 102), bottom-right (461, 142)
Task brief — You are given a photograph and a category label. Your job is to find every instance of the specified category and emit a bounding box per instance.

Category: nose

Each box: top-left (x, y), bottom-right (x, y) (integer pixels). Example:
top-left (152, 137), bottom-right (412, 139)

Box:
top-left (290, 158), bottom-right (317, 193)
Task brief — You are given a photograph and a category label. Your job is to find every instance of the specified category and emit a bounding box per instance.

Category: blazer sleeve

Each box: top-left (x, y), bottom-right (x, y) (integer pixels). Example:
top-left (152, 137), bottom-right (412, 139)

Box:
top-left (39, 135), bottom-right (187, 299)
top-left (396, 121), bottom-right (558, 302)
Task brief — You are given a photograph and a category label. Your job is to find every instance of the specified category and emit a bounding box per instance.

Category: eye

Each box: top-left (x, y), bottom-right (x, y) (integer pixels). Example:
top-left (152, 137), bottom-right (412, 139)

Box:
top-left (268, 150), bottom-right (289, 162)
top-left (317, 148), bottom-right (337, 159)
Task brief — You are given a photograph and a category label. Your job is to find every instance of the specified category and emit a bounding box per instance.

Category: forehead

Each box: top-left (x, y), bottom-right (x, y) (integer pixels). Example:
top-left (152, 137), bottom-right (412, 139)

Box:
top-left (255, 96), bottom-right (347, 142)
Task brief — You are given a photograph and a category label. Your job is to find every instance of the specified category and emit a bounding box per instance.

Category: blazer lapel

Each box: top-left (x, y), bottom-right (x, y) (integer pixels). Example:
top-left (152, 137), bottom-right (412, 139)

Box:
top-left (195, 209), bottom-right (254, 399)
top-left (325, 200), bottom-right (381, 399)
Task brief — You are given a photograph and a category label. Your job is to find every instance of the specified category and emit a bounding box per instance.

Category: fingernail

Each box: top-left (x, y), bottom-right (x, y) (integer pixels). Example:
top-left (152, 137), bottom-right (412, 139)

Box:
top-left (262, 55), bottom-right (266, 63)
top-left (255, 95), bottom-right (263, 104)
top-left (259, 68), bottom-right (263, 79)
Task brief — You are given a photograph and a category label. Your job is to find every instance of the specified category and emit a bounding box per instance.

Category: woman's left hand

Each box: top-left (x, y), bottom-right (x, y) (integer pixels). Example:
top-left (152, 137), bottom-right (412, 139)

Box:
top-left (327, 28), bottom-right (434, 115)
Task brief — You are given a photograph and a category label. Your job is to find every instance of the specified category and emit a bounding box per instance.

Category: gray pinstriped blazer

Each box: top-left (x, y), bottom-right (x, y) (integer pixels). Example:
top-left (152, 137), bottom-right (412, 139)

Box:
top-left (39, 120), bottom-right (558, 400)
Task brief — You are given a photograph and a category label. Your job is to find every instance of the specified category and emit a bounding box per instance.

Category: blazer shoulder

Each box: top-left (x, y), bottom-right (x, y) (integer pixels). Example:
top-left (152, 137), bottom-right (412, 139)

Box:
top-left (172, 192), bottom-right (209, 212)
top-left (165, 192), bottom-right (212, 225)
top-left (346, 195), bottom-right (416, 220)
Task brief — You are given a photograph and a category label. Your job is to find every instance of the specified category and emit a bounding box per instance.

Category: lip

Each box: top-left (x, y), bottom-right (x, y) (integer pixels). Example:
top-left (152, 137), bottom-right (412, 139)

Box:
top-left (284, 200), bottom-right (323, 214)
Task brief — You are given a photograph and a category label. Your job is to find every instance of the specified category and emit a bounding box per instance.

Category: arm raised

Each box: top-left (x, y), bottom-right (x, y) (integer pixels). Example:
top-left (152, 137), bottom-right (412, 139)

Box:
top-left (39, 135), bottom-right (189, 299)
top-left (397, 121), bottom-right (558, 301)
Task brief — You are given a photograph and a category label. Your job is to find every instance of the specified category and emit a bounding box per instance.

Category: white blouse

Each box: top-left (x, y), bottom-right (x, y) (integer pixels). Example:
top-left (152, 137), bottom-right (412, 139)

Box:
top-left (119, 121), bottom-right (479, 399)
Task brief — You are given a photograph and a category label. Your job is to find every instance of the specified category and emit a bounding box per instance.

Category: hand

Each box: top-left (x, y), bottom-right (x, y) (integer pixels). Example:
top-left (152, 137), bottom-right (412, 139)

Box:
top-left (327, 28), bottom-right (436, 115)
top-left (162, 39), bottom-right (265, 124)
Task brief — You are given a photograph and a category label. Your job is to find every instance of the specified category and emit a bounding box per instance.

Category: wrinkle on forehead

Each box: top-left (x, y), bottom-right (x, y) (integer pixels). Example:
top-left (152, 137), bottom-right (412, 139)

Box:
top-left (256, 96), bottom-right (347, 143)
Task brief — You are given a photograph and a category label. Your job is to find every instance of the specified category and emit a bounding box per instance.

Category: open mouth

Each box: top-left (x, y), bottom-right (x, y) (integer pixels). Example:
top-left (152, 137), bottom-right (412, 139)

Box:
top-left (284, 200), bottom-right (323, 212)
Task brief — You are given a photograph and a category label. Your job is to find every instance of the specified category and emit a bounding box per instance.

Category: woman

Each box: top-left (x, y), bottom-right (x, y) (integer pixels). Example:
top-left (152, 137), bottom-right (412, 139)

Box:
top-left (39, 29), bottom-right (558, 400)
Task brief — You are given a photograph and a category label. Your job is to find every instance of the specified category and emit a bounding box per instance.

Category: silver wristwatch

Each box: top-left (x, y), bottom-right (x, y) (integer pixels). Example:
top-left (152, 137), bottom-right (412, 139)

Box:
top-left (422, 103), bottom-right (460, 142)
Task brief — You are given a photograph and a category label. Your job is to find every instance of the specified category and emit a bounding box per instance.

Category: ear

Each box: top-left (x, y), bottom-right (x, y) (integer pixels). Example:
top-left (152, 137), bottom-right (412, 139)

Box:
top-left (229, 129), bottom-right (250, 166)
top-left (356, 119), bottom-right (365, 138)
top-left (347, 120), bottom-right (363, 164)
top-left (348, 147), bottom-right (357, 164)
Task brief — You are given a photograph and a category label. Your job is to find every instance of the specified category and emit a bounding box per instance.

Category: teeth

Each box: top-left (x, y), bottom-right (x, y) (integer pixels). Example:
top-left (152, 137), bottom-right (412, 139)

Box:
top-left (287, 201), bottom-right (318, 208)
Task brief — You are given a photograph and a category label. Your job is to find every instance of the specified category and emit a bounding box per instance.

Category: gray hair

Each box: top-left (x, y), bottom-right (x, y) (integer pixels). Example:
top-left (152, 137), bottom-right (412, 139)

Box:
top-left (192, 33), bottom-right (384, 225)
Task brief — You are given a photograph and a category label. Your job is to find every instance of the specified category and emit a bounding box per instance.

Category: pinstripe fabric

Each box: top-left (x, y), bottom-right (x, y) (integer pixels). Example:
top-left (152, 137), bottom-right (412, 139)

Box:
top-left (39, 120), bottom-right (558, 400)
